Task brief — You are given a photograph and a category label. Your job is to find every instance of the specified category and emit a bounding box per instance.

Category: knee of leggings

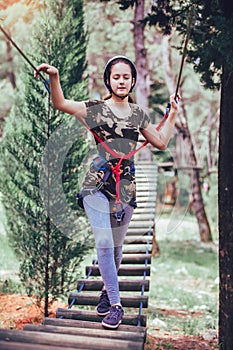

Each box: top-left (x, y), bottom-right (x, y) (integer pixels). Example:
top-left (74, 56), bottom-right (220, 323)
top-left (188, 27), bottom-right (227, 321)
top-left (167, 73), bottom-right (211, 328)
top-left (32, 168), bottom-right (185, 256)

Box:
top-left (96, 238), bottom-right (114, 249)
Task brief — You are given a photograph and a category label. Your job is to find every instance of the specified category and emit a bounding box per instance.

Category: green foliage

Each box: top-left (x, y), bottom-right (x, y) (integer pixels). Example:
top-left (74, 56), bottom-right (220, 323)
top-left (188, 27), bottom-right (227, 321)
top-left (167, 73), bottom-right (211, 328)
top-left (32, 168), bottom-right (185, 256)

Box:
top-left (144, 0), bottom-right (233, 89)
top-left (0, 0), bottom-right (93, 309)
top-left (0, 279), bottom-right (24, 294)
top-left (148, 223), bottom-right (218, 336)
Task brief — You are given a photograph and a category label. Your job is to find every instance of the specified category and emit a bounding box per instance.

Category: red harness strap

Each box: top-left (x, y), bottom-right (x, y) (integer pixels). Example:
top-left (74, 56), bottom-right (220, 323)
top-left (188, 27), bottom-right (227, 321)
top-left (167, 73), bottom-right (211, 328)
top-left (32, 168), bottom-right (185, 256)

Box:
top-left (79, 110), bottom-right (168, 208)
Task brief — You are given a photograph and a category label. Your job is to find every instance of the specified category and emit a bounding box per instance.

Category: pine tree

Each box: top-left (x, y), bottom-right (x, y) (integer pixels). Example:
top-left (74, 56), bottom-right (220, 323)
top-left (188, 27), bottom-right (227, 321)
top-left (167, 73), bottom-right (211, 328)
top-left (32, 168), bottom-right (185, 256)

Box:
top-left (0, 0), bottom-right (93, 316)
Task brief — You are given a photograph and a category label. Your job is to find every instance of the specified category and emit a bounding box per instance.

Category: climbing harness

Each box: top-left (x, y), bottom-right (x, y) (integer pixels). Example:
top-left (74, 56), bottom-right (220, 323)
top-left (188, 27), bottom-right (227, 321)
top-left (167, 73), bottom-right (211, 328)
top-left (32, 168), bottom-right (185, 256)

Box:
top-left (76, 103), bottom-right (172, 224)
top-left (1, 4), bottom-right (195, 224)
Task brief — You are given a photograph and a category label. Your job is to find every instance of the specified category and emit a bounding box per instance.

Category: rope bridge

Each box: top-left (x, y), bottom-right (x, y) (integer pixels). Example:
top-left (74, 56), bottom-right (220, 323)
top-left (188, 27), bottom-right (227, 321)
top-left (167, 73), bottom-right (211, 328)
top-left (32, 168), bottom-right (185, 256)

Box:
top-left (0, 157), bottom-right (158, 350)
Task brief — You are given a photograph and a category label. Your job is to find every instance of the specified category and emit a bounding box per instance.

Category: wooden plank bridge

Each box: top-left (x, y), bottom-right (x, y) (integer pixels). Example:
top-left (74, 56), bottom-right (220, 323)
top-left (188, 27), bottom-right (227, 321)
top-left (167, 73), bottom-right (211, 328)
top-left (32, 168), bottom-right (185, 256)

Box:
top-left (0, 158), bottom-right (158, 350)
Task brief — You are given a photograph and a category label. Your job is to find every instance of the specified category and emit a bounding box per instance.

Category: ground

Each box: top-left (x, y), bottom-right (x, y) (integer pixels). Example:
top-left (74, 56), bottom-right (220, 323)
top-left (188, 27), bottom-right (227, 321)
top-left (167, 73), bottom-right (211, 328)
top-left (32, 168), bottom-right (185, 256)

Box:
top-left (0, 293), bottom-right (66, 330)
top-left (0, 293), bottom-right (218, 349)
top-left (145, 334), bottom-right (218, 350)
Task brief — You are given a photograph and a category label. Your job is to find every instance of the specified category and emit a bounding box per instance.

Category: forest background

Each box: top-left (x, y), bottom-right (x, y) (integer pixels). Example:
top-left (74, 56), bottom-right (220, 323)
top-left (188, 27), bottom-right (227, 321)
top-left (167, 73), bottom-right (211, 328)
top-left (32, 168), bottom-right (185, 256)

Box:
top-left (0, 0), bottom-right (222, 348)
top-left (0, 0), bottom-right (219, 237)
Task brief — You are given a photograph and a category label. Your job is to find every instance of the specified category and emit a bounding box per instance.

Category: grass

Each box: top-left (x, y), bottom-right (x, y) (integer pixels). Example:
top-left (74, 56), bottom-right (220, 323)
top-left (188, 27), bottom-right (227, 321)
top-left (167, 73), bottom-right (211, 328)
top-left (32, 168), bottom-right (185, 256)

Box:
top-left (147, 211), bottom-right (218, 338)
top-left (0, 200), bottom-right (219, 338)
top-left (0, 202), bottom-right (19, 275)
top-left (0, 201), bottom-right (22, 293)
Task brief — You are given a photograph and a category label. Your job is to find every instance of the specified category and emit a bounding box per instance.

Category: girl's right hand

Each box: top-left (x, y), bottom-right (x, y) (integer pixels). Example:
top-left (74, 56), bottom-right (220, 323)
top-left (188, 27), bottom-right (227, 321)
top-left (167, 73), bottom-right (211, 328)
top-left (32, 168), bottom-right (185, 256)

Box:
top-left (34, 63), bottom-right (58, 78)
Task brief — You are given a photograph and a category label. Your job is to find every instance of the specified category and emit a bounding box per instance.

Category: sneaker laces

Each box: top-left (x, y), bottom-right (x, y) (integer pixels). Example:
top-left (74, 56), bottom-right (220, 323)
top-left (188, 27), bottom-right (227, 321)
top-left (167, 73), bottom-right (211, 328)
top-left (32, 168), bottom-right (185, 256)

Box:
top-left (108, 306), bottom-right (122, 320)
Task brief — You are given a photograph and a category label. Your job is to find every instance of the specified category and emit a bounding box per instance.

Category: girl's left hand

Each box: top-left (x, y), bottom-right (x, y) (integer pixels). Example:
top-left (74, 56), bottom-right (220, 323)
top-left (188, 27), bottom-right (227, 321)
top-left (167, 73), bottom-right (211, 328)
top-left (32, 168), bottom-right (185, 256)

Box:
top-left (170, 93), bottom-right (181, 112)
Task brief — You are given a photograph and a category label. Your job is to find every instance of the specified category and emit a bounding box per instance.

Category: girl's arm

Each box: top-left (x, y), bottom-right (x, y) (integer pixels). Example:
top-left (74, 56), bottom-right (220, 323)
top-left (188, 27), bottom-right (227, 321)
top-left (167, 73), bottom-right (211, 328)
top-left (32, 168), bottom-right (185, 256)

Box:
top-left (34, 63), bottom-right (87, 120)
top-left (141, 93), bottom-right (180, 150)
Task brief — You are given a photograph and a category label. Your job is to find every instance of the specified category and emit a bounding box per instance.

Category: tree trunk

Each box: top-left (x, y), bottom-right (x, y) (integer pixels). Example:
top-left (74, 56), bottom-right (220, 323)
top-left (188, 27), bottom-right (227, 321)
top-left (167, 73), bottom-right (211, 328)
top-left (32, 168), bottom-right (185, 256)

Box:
top-left (191, 169), bottom-right (212, 242)
top-left (218, 65), bottom-right (233, 350)
top-left (133, 0), bottom-right (150, 109)
top-left (176, 120), bottom-right (212, 242)
top-left (162, 35), bottom-right (212, 242)
top-left (45, 216), bottom-right (50, 317)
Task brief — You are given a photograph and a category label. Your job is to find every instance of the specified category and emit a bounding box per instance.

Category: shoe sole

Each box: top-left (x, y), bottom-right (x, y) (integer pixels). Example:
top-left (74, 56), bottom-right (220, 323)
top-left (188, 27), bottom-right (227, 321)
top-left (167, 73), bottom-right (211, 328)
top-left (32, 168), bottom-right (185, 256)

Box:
top-left (96, 307), bottom-right (110, 317)
top-left (101, 319), bottom-right (122, 329)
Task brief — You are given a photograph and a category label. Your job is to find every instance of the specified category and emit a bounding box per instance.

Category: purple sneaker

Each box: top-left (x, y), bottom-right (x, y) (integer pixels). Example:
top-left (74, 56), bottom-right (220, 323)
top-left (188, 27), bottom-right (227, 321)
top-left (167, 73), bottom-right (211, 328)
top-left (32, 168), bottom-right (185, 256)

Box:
top-left (96, 290), bottom-right (111, 316)
top-left (102, 305), bottom-right (124, 329)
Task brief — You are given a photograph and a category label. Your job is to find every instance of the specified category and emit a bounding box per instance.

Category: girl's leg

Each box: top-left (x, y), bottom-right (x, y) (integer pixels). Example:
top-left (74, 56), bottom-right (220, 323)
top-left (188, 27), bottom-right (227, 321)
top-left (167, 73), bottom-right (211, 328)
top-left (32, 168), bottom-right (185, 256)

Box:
top-left (83, 191), bottom-right (120, 305)
top-left (111, 204), bottom-right (134, 270)
top-left (101, 204), bottom-right (134, 329)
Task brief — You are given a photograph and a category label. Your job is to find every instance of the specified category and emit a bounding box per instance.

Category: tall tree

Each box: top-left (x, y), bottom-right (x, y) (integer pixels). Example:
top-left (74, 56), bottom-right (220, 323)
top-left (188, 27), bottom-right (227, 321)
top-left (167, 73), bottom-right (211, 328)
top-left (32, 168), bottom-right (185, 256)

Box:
top-left (162, 33), bottom-right (212, 242)
top-left (144, 0), bottom-right (233, 347)
top-left (116, 0), bottom-right (150, 108)
top-left (0, 0), bottom-right (92, 316)
top-left (133, 0), bottom-right (150, 109)
top-left (217, 1), bottom-right (233, 348)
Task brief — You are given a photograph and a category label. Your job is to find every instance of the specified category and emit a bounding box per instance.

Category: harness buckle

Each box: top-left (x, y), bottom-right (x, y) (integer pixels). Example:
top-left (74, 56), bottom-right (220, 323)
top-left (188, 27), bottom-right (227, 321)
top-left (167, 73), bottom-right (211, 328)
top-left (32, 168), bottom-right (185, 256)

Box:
top-left (112, 203), bottom-right (125, 225)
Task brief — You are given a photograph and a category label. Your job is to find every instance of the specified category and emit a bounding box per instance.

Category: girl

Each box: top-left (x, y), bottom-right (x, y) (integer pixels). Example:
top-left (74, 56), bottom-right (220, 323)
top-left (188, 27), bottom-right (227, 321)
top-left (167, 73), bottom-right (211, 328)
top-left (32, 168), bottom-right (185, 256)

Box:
top-left (35, 55), bottom-right (180, 329)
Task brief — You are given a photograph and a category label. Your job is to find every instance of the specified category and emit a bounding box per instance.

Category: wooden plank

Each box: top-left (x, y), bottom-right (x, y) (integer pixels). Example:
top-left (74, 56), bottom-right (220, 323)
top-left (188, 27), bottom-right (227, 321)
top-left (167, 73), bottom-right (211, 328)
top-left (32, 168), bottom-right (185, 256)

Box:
top-left (68, 293), bottom-right (148, 308)
top-left (135, 168), bottom-right (157, 172)
top-left (135, 180), bottom-right (156, 185)
top-left (43, 318), bottom-right (146, 337)
top-left (136, 192), bottom-right (156, 198)
top-left (24, 324), bottom-right (145, 342)
top-left (135, 174), bottom-right (156, 178)
top-left (123, 245), bottom-right (152, 254)
top-left (131, 213), bottom-right (155, 220)
top-left (126, 228), bottom-right (154, 235)
top-left (129, 221), bottom-right (154, 228)
top-left (135, 178), bottom-right (156, 183)
top-left (121, 253), bottom-right (152, 264)
top-left (136, 182), bottom-right (156, 186)
top-left (124, 235), bottom-right (153, 244)
top-left (86, 265), bottom-right (150, 276)
top-left (135, 197), bottom-right (155, 203)
top-left (133, 203), bottom-right (155, 209)
top-left (0, 329), bottom-right (143, 350)
top-left (0, 341), bottom-right (81, 350)
top-left (92, 253), bottom-right (151, 265)
top-left (56, 308), bottom-right (147, 327)
top-left (133, 207), bottom-right (155, 213)
top-left (77, 278), bottom-right (150, 291)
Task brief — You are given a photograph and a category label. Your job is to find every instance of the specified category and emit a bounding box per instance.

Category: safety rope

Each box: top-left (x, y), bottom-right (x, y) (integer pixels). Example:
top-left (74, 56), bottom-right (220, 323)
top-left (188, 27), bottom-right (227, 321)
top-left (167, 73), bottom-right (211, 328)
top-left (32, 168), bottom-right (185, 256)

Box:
top-left (175, 4), bottom-right (195, 99)
top-left (0, 25), bottom-right (50, 92)
top-left (137, 231), bottom-right (150, 327)
top-left (66, 259), bottom-right (98, 312)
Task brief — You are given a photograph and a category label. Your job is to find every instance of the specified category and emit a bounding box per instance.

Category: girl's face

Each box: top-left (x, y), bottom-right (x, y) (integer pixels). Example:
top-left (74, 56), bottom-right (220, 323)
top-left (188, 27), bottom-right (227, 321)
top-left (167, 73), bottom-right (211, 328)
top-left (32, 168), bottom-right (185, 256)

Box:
top-left (109, 62), bottom-right (134, 99)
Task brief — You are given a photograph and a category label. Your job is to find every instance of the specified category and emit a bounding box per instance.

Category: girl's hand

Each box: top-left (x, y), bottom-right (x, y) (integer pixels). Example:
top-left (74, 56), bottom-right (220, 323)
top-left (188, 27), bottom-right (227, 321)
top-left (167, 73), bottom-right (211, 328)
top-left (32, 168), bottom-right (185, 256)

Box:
top-left (169, 92), bottom-right (181, 112)
top-left (34, 63), bottom-right (58, 78)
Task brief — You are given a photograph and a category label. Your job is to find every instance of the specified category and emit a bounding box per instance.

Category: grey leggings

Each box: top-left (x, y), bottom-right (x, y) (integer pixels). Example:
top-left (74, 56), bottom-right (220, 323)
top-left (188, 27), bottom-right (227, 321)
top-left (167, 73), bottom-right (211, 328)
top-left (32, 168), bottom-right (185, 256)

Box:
top-left (83, 191), bottom-right (134, 305)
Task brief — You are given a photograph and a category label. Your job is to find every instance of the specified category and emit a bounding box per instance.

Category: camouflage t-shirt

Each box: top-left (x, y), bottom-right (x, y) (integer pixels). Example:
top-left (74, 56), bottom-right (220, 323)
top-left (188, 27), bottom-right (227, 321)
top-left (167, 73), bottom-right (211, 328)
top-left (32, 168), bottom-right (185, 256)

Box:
top-left (81, 100), bottom-right (150, 207)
